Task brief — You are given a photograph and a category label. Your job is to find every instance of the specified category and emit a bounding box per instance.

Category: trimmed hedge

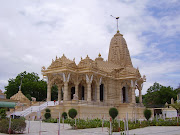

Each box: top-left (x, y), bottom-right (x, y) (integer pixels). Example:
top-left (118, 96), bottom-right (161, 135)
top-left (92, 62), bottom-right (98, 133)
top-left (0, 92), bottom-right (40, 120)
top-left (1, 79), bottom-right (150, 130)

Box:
top-left (68, 108), bottom-right (77, 119)
top-left (109, 108), bottom-right (118, 120)
top-left (144, 109), bottom-right (152, 121)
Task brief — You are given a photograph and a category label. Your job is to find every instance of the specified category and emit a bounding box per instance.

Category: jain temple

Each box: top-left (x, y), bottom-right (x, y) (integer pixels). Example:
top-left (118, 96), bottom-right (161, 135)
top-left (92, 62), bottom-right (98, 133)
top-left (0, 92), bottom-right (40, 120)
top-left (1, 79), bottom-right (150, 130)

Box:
top-left (41, 30), bottom-right (146, 119)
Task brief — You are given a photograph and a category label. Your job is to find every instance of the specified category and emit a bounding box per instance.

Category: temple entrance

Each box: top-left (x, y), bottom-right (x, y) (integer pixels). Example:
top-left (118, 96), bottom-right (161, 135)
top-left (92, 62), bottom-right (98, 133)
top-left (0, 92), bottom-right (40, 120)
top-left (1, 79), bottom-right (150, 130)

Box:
top-left (71, 87), bottom-right (75, 100)
top-left (100, 84), bottom-right (104, 101)
top-left (122, 87), bottom-right (126, 103)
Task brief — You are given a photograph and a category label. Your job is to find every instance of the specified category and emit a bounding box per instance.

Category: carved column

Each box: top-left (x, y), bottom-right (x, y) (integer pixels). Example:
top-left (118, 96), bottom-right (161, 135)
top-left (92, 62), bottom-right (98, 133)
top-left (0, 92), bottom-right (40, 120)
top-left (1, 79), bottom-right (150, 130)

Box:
top-left (62, 73), bottom-right (70, 101)
top-left (87, 82), bottom-right (91, 102)
top-left (139, 89), bottom-right (142, 103)
top-left (47, 83), bottom-right (51, 101)
top-left (86, 74), bottom-right (93, 102)
top-left (131, 87), bottom-right (136, 104)
top-left (104, 82), bottom-right (108, 102)
top-left (63, 82), bottom-right (68, 101)
top-left (131, 80), bottom-right (136, 104)
top-left (58, 85), bottom-right (62, 102)
top-left (96, 85), bottom-right (100, 102)
top-left (75, 83), bottom-right (79, 97)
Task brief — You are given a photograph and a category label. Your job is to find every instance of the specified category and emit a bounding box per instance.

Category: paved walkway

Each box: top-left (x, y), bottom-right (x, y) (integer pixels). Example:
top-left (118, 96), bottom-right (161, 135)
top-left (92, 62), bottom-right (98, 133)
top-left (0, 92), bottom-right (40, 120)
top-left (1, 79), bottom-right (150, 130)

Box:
top-left (0, 121), bottom-right (180, 135)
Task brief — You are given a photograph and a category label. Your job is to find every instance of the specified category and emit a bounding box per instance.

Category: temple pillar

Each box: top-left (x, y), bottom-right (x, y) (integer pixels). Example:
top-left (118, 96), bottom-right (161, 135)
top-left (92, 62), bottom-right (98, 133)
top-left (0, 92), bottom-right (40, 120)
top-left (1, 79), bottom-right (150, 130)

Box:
top-left (47, 83), bottom-right (51, 101)
top-left (139, 89), bottom-right (142, 103)
top-left (87, 82), bottom-right (91, 102)
top-left (75, 83), bottom-right (79, 97)
top-left (131, 87), bottom-right (136, 104)
top-left (63, 82), bottom-right (68, 101)
top-left (58, 85), bottom-right (62, 102)
top-left (96, 85), bottom-right (100, 102)
top-left (104, 83), bottom-right (108, 102)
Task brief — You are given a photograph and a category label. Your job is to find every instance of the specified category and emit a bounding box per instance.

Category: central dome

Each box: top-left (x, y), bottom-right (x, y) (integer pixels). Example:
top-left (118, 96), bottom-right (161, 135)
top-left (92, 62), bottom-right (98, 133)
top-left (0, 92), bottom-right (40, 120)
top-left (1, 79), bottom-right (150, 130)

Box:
top-left (108, 31), bottom-right (133, 67)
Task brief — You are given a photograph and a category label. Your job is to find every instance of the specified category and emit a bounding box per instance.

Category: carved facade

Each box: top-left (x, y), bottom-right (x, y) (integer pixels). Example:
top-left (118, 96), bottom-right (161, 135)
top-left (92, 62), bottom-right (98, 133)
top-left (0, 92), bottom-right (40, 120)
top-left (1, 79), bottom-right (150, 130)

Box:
top-left (42, 31), bottom-right (145, 106)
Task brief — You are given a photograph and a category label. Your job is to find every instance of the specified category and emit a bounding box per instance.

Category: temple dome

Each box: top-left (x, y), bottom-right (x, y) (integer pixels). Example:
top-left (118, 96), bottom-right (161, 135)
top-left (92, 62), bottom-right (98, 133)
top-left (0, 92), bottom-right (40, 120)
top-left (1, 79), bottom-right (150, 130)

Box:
top-left (108, 31), bottom-right (133, 67)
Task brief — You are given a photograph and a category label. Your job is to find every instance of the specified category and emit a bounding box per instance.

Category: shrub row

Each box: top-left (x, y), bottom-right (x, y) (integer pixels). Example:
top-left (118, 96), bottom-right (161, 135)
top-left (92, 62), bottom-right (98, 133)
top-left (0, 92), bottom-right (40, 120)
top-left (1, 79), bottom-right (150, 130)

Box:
top-left (0, 118), bottom-right (26, 134)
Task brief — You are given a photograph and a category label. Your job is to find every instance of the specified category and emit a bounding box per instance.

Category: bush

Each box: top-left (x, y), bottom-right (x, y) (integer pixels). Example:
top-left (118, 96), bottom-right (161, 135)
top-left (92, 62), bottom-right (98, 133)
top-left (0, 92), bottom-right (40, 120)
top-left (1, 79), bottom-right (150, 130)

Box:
top-left (44, 113), bottom-right (51, 119)
top-left (144, 109), bottom-right (152, 121)
top-left (11, 118), bottom-right (26, 133)
top-left (0, 119), bottom-right (9, 133)
top-left (109, 108), bottom-right (118, 120)
top-left (45, 108), bottom-right (51, 113)
top-left (0, 118), bottom-right (26, 134)
top-left (62, 112), bottom-right (68, 119)
top-left (44, 108), bottom-right (51, 119)
top-left (68, 108), bottom-right (77, 119)
top-left (0, 109), bottom-right (6, 119)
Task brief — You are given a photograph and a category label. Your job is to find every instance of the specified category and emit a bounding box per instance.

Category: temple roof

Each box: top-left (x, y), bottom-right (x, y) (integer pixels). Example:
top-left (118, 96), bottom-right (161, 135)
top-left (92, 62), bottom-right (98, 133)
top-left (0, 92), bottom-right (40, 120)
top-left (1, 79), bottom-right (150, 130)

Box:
top-left (10, 90), bottom-right (30, 102)
top-left (48, 54), bottom-right (77, 69)
top-left (42, 31), bottom-right (142, 79)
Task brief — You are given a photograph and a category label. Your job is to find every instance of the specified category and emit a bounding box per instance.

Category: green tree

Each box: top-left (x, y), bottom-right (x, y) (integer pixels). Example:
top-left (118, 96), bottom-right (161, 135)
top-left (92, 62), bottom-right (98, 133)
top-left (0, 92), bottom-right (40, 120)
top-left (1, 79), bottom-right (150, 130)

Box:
top-left (62, 112), bottom-right (68, 119)
top-left (109, 107), bottom-right (118, 120)
top-left (171, 102), bottom-right (180, 113)
top-left (144, 109), bottom-right (152, 121)
top-left (5, 71), bottom-right (47, 101)
top-left (68, 108), bottom-right (77, 119)
top-left (51, 85), bottom-right (58, 101)
top-left (143, 82), bottom-right (177, 107)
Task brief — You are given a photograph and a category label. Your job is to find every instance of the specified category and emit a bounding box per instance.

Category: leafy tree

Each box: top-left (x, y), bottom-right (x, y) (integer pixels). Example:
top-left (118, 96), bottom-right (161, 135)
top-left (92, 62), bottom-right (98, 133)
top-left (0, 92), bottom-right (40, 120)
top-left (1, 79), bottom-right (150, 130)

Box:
top-left (51, 85), bottom-right (58, 101)
top-left (62, 112), bottom-right (68, 119)
top-left (5, 71), bottom-right (47, 101)
top-left (68, 108), bottom-right (77, 119)
top-left (143, 82), bottom-right (177, 107)
top-left (109, 107), bottom-right (118, 120)
top-left (144, 109), bottom-right (152, 121)
top-left (170, 102), bottom-right (180, 113)
top-left (0, 109), bottom-right (6, 119)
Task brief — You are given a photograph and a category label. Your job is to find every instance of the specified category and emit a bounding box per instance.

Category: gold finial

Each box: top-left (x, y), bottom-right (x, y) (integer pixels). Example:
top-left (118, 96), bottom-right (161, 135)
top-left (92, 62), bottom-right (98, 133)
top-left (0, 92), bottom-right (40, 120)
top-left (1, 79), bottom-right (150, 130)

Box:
top-left (56, 56), bottom-right (57, 59)
top-left (98, 53), bottom-right (101, 57)
top-left (81, 57), bottom-right (82, 60)
top-left (86, 55), bottom-right (89, 59)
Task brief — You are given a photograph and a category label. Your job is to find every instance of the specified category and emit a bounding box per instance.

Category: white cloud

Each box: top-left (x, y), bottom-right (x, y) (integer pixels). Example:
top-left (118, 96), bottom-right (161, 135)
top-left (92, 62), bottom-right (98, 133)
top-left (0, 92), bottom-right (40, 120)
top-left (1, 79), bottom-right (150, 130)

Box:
top-left (0, 0), bottom-right (180, 95)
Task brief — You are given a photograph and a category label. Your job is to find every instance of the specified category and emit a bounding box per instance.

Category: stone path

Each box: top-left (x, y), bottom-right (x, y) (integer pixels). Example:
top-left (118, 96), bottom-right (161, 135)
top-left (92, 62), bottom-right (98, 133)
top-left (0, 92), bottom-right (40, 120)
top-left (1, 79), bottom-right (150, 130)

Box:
top-left (0, 121), bottom-right (180, 135)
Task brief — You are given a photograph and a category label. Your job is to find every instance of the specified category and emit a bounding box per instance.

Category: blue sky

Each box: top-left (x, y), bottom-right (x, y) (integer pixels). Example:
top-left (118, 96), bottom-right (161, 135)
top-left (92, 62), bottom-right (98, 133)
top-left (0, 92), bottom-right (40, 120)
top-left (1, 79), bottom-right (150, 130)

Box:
top-left (0, 0), bottom-right (180, 95)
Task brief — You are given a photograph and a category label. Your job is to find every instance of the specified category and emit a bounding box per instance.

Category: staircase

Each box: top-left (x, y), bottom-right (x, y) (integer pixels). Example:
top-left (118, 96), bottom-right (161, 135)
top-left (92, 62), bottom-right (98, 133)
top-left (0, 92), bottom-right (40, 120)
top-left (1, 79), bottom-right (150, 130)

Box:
top-left (9, 101), bottom-right (59, 117)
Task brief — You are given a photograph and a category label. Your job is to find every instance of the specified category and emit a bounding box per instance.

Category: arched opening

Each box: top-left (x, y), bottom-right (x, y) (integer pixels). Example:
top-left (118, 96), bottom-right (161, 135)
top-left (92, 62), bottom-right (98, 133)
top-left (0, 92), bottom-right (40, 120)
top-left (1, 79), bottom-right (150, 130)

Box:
top-left (78, 80), bottom-right (86, 100)
top-left (71, 87), bottom-right (75, 100)
top-left (82, 86), bottom-right (85, 100)
top-left (91, 81), bottom-right (96, 101)
top-left (100, 84), bottom-right (104, 102)
top-left (122, 86), bottom-right (128, 103)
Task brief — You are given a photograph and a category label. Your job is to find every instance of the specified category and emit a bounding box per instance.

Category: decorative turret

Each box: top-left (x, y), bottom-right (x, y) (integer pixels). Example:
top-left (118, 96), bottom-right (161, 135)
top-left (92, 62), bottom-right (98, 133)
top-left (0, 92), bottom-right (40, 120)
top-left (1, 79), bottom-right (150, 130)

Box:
top-left (108, 31), bottom-right (133, 67)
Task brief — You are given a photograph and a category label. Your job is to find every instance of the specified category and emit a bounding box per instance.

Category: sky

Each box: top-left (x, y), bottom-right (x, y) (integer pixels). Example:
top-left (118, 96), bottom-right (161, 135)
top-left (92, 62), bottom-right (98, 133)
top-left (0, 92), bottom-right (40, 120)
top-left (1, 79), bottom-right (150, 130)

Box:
top-left (0, 0), bottom-right (180, 95)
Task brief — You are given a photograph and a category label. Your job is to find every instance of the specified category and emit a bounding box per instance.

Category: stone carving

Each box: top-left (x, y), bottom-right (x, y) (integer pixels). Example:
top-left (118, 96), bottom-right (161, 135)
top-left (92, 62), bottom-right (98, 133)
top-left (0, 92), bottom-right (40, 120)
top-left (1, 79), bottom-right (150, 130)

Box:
top-left (73, 94), bottom-right (78, 100)
top-left (41, 66), bottom-right (46, 70)
top-left (31, 97), bottom-right (36, 102)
